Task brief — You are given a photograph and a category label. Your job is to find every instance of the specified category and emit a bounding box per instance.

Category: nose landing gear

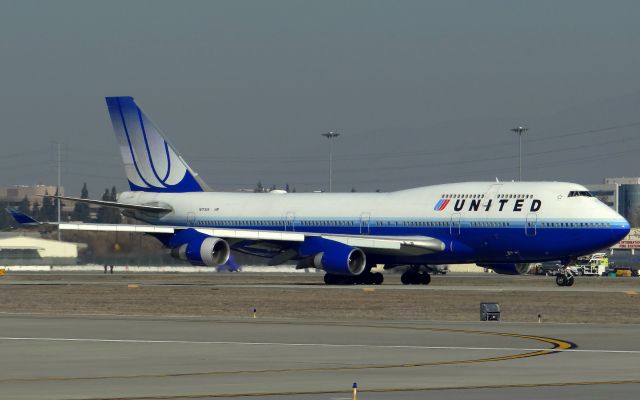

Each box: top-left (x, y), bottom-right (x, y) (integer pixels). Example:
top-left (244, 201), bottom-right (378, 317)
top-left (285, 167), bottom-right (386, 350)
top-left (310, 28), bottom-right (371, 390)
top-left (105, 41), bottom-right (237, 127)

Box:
top-left (555, 266), bottom-right (575, 287)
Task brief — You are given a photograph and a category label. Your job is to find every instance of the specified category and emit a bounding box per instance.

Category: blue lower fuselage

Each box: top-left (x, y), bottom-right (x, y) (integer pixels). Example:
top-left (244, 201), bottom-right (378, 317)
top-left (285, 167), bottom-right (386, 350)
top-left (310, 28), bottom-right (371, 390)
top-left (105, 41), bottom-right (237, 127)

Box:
top-left (168, 216), bottom-right (629, 265)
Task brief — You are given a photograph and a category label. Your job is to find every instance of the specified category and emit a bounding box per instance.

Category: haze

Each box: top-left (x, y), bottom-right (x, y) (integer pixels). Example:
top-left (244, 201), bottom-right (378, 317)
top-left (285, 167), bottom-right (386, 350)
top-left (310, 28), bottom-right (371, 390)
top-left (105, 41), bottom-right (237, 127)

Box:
top-left (1, 0), bottom-right (639, 195)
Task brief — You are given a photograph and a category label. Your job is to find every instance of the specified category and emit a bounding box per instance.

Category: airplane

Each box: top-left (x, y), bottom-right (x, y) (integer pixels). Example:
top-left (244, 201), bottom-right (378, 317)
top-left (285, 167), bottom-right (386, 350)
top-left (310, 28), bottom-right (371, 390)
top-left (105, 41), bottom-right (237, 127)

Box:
top-left (12, 96), bottom-right (630, 287)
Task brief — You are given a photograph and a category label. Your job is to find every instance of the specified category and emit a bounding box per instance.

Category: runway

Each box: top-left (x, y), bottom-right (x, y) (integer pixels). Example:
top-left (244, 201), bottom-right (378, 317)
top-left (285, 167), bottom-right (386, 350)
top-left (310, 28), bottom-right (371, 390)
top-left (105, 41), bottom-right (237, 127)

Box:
top-left (1, 314), bottom-right (639, 399)
top-left (4, 272), bottom-right (640, 293)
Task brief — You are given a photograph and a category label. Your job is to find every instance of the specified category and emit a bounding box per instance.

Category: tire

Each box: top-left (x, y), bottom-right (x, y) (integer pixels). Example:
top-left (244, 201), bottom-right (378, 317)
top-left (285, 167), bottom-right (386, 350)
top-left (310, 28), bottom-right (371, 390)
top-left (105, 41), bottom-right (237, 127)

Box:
top-left (566, 275), bottom-right (575, 286)
top-left (421, 273), bottom-right (432, 285)
top-left (401, 272), bottom-right (413, 285)
top-left (556, 274), bottom-right (566, 286)
top-left (324, 273), bottom-right (336, 285)
top-left (343, 276), bottom-right (356, 285)
top-left (372, 272), bottom-right (384, 285)
top-left (361, 273), bottom-right (375, 285)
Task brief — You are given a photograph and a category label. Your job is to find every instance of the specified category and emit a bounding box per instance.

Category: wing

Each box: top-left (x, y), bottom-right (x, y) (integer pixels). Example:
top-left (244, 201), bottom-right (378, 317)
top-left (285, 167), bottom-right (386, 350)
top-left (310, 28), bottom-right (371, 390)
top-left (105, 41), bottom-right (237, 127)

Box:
top-left (55, 222), bottom-right (445, 260)
top-left (6, 204), bottom-right (445, 266)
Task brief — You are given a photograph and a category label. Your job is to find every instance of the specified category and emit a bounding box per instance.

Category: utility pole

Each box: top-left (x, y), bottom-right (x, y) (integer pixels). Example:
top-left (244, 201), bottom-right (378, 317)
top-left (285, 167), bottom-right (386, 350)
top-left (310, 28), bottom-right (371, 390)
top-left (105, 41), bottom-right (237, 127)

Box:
top-left (510, 126), bottom-right (528, 181)
top-left (321, 131), bottom-right (340, 192)
top-left (57, 143), bottom-right (61, 241)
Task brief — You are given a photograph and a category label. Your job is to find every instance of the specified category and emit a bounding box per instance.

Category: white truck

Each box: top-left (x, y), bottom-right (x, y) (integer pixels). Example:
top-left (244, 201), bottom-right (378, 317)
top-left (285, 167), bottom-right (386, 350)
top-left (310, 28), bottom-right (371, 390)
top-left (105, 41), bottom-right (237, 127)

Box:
top-left (570, 253), bottom-right (609, 276)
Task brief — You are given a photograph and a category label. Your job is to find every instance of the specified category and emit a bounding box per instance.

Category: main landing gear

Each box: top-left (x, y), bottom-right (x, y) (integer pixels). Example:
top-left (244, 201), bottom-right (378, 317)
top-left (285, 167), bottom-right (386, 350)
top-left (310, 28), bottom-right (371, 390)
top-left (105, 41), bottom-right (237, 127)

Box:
top-left (400, 266), bottom-right (432, 285)
top-left (323, 271), bottom-right (384, 285)
top-left (555, 266), bottom-right (575, 287)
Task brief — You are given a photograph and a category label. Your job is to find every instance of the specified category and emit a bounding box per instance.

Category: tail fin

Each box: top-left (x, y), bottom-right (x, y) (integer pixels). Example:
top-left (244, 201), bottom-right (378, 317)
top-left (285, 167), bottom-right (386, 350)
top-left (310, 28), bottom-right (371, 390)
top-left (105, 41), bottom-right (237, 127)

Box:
top-left (105, 96), bottom-right (210, 192)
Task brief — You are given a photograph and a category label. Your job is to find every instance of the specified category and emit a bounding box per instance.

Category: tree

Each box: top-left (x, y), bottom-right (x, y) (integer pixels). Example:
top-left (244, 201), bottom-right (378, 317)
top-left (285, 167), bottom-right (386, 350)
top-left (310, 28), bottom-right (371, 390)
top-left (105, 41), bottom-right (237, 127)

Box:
top-left (255, 181), bottom-right (264, 193)
top-left (351, 187), bottom-right (357, 193)
top-left (285, 183), bottom-right (290, 193)
top-left (30, 201), bottom-right (41, 221)
top-left (17, 195), bottom-right (30, 214)
top-left (0, 201), bottom-right (11, 229)
top-left (53, 187), bottom-right (65, 222)
top-left (71, 182), bottom-right (91, 222)
top-left (40, 190), bottom-right (55, 221)
top-left (109, 186), bottom-right (121, 223)
top-left (96, 188), bottom-right (110, 223)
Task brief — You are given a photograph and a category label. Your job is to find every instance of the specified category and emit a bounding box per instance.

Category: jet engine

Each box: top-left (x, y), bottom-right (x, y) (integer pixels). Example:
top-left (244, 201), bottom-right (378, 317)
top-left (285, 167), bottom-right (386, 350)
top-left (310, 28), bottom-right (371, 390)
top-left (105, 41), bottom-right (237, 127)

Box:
top-left (298, 237), bottom-right (367, 276)
top-left (479, 263), bottom-right (533, 275)
top-left (169, 229), bottom-right (230, 267)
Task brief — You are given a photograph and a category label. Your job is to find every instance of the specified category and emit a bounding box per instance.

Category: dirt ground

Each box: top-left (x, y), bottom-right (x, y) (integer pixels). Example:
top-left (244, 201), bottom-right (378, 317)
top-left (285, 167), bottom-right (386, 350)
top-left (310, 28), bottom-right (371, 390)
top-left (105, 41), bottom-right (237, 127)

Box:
top-left (1, 273), bottom-right (639, 324)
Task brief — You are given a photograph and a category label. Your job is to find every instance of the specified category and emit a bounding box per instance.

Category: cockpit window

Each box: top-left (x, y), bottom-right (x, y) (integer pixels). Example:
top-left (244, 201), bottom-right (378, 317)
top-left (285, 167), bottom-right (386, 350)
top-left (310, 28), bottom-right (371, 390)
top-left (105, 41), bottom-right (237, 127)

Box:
top-left (568, 191), bottom-right (593, 198)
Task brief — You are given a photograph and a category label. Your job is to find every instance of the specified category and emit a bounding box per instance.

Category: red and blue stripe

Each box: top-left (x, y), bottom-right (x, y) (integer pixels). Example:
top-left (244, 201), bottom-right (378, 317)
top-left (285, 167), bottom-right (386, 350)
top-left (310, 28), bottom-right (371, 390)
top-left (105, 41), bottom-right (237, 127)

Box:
top-left (434, 199), bottom-right (450, 211)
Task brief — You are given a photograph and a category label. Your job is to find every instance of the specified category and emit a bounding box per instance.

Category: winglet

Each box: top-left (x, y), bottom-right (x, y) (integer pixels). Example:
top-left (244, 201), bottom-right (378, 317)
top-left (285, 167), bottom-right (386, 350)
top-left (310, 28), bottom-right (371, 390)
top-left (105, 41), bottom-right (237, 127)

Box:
top-left (6, 208), bottom-right (41, 226)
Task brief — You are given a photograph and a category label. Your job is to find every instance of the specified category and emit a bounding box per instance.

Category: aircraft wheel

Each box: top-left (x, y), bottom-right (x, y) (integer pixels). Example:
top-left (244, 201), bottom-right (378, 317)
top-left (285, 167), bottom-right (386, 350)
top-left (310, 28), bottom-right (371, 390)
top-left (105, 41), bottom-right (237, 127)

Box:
top-left (555, 274), bottom-right (566, 286)
top-left (566, 275), bottom-right (575, 287)
top-left (401, 271), bottom-right (413, 285)
top-left (361, 273), bottom-right (375, 285)
top-left (372, 272), bottom-right (384, 285)
top-left (421, 273), bottom-right (432, 285)
top-left (324, 273), bottom-right (337, 285)
top-left (342, 276), bottom-right (356, 285)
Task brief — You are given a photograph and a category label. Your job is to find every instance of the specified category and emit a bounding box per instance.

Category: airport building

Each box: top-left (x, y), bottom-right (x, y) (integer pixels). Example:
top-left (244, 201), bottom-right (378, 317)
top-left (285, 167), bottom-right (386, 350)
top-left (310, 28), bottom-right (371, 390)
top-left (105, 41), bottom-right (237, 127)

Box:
top-left (0, 184), bottom-right (106, 222)
top-left (0, 233), bottom-right (83, 265)
top-left (587, 177), bottom-right (640, 227)
top-left (0, 184), bottom-right (64, 203)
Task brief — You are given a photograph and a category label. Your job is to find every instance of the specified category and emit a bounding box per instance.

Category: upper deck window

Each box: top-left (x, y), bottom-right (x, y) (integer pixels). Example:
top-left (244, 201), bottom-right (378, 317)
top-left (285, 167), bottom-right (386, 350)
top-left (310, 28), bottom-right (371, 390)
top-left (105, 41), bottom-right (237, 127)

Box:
top-left (568, 191), bottom-right (593, 198)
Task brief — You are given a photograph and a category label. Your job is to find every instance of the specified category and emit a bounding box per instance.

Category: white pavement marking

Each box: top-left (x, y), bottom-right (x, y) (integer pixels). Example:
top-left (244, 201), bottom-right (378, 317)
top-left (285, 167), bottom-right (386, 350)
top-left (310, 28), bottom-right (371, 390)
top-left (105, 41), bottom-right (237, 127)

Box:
top-left (1, 337), bottom-right (640, 354)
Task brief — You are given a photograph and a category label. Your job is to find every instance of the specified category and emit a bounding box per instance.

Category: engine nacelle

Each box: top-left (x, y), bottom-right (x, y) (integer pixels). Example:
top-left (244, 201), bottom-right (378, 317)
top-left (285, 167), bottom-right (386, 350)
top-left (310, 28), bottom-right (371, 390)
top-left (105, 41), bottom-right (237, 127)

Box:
top-left (169, 229), bottom-right (230, 267)
top-left (299, 237), bottom-right (367, 276)
top-left (479, 263), bottom-right (533, 275)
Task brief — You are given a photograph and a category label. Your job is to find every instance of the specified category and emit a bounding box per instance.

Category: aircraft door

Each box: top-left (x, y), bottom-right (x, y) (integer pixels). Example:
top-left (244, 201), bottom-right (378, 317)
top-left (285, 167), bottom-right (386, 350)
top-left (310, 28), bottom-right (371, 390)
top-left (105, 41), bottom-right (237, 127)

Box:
top-left (187, 212), bottom-right (195, 227)
top-left (483, 184), bottom-right (503, 207)
top-left (285, 212), bottom-right (295, 232)
top-left (525, 213), bottom-right (537, 237)
top-left (450, 213), bottom-right (461, 236)
top-left (360, 212), bottom-right (371, 234)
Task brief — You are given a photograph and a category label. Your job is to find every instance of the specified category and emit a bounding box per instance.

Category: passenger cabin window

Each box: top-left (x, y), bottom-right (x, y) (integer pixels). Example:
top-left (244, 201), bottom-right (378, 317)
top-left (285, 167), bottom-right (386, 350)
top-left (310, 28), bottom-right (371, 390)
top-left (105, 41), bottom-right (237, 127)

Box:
top-left (568, 191), bottom-right (593, 197)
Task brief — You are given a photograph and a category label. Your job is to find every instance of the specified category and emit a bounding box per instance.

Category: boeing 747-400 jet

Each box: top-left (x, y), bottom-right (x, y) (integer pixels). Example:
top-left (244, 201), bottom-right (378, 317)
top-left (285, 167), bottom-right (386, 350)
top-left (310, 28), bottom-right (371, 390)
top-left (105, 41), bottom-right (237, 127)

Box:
top-left (13, 97), bottom-right (630, 287)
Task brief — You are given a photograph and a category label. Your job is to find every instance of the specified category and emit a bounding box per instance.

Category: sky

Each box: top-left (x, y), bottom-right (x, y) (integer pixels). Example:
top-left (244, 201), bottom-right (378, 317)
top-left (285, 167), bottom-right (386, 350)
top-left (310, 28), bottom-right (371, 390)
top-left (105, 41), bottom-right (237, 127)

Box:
top-left (0, 0), bottom-right (639, 196)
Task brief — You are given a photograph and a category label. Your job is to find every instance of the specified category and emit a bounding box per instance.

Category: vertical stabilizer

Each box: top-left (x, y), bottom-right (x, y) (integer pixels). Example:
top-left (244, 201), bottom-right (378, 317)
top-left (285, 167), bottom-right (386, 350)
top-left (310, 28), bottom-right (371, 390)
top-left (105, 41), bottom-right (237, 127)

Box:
top-left (105, 96), bottom-right (210, 192)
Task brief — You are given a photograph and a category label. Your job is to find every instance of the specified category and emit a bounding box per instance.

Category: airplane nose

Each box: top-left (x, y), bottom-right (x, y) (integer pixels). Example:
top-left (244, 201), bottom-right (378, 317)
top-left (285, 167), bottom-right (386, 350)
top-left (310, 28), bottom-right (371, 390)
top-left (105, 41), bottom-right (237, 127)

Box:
top-left (612, 217), bottom-right (631, 243)
top-left (620, 219), bottom-right (630, 235)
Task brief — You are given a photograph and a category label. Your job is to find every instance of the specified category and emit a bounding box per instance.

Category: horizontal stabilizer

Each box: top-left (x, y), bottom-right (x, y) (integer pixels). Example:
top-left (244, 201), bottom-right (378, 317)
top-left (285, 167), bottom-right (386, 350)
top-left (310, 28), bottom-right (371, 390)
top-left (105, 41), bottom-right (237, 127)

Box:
top-left (6, 208), bottom-right (40, 225)
top-left (46, 195), bottom-right (173, 213)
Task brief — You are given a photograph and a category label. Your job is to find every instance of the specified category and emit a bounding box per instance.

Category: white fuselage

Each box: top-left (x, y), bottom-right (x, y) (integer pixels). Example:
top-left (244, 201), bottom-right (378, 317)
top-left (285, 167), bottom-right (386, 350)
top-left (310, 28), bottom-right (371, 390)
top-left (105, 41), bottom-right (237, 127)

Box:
top-left (118, 181), bottom-right (630, 265)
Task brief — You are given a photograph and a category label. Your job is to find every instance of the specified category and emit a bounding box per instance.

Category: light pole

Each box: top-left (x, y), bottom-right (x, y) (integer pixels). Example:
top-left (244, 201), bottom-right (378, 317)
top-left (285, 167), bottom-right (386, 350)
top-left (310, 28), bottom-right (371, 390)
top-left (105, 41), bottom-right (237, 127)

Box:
top-left (57, 143), bottom-right (61, 241)
top-left (321, 131), bottom-right (340, 192)
top-left (510, 126), bottom-right (528, 181)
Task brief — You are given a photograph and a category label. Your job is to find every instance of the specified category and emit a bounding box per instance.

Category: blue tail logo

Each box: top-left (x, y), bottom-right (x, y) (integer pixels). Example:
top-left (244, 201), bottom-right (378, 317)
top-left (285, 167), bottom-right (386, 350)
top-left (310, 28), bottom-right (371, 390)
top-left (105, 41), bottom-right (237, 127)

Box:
top-left (105, 97), bottom-right (208, 193)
